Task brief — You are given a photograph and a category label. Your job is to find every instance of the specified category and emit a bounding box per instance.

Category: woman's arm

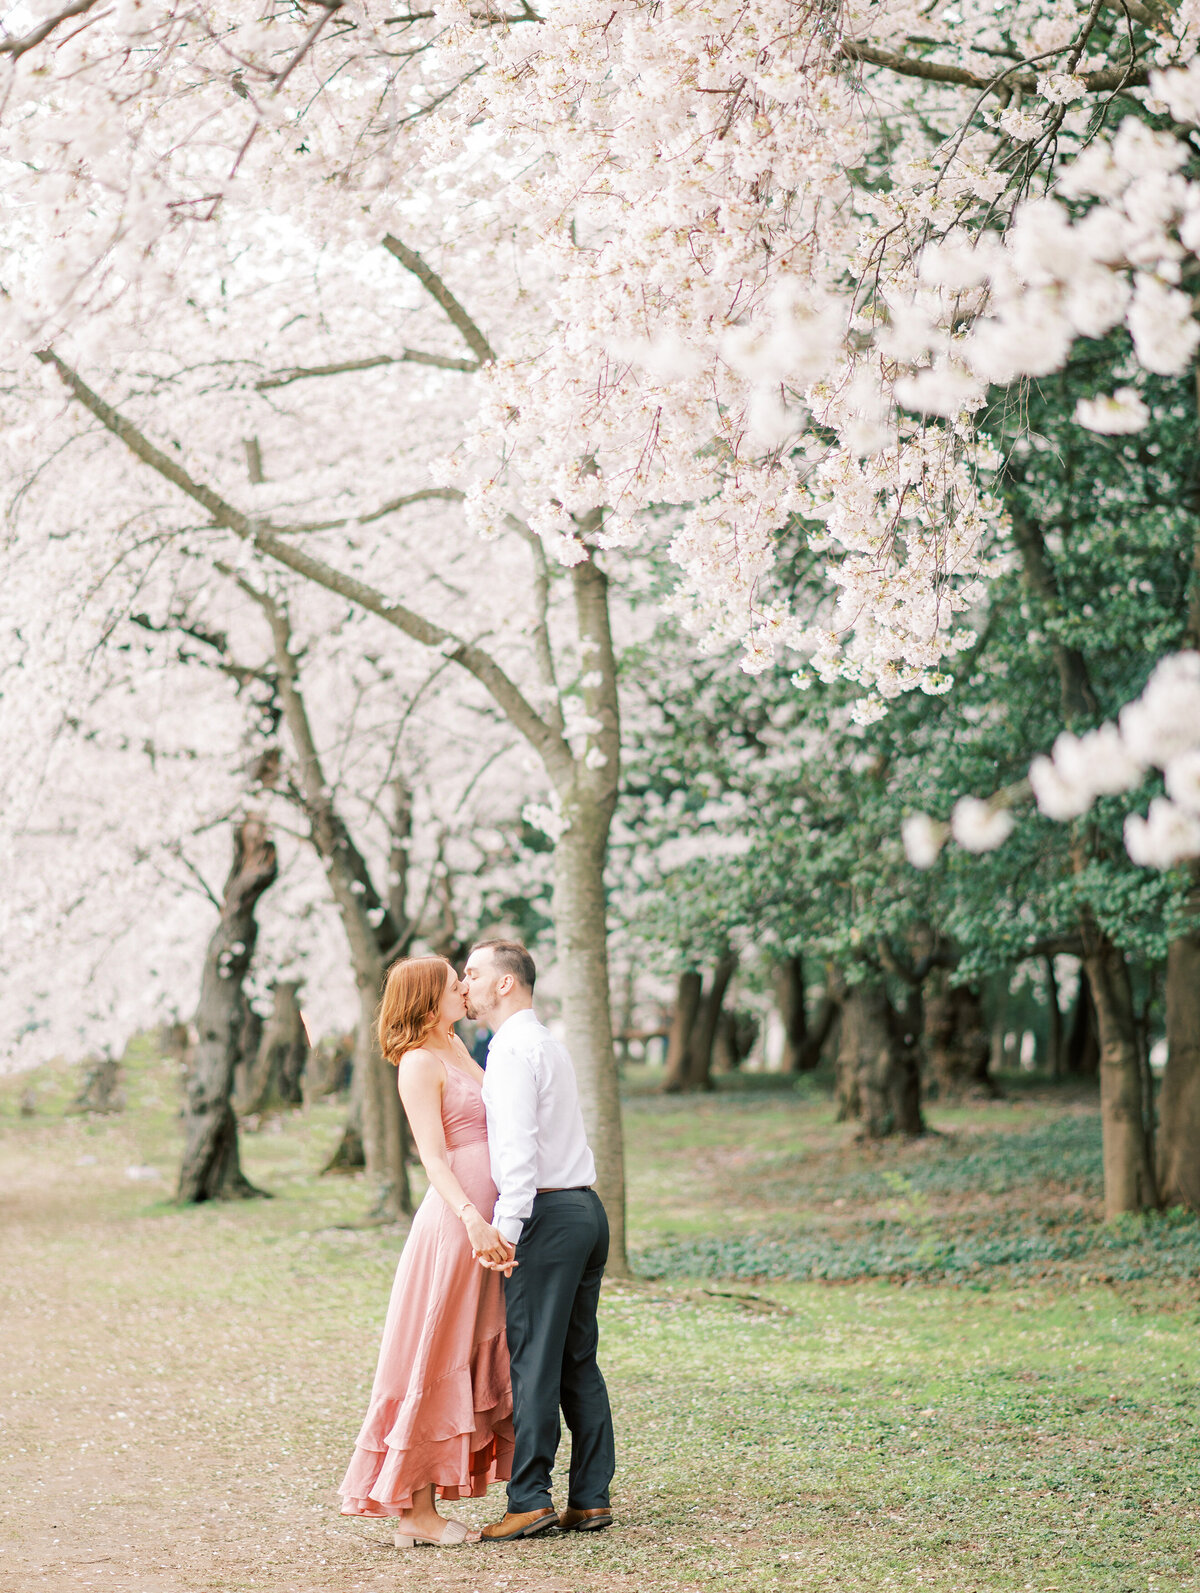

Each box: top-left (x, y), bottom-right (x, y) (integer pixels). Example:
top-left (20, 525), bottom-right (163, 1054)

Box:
top-left (397, 1049), bottom-right (512, 1265)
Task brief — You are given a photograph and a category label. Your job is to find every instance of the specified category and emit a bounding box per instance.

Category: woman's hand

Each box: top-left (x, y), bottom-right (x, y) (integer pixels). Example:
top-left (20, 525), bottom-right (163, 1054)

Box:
top-left (462, 1206), bottom-right (515, 1267)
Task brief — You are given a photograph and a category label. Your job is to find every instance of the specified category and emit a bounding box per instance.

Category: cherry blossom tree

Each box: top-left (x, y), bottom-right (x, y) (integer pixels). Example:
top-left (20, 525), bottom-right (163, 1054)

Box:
top-left (7, 0), bottom-right (1200, 1246)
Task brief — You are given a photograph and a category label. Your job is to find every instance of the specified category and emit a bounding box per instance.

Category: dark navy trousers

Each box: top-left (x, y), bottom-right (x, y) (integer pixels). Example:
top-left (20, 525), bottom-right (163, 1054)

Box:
top-left (502, 1188), bottom-right (615, 1512)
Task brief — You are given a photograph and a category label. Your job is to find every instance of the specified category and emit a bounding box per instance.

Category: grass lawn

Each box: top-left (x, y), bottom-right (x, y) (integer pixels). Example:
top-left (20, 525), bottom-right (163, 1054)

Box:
top-left (1, 1046), bottom-right (1197, 1593)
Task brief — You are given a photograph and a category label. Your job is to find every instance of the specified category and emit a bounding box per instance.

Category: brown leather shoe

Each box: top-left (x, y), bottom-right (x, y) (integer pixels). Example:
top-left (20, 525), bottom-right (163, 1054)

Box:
top-left (558, 1507), bottom-right (613, 1533)
top-left (480, 1508), bottom-right (560, 1542)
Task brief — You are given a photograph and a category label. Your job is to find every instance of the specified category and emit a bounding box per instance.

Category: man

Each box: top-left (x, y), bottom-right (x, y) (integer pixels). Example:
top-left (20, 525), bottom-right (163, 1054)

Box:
top-left (462, 939), bottom-right (616, 1543)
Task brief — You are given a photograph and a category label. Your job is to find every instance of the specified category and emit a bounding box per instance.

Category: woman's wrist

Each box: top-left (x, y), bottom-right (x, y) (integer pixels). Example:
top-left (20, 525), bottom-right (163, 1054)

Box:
top-left (458, 1199), bottom-right (475, 1221)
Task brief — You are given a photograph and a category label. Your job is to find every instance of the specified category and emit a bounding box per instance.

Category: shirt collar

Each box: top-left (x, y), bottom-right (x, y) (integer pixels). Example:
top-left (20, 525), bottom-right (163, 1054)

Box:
top-left (488, 1008), bottom-right (539, 1047)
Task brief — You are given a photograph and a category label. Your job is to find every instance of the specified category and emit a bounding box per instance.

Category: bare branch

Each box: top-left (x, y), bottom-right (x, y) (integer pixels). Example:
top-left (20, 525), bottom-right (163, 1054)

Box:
top-left (0, 0), bottom-right (102, 58)
top-left (272, 0), bottom-right (343, 94)
top-left (382, 235), bottom-right (497, 365)
top-left (170, 844), bottom-right (223, 912)
top-left (35, 348), bottom-right (573, 783)
top-left (255, 350), bottom-right (481, 390)
top-left (841, 40), bottom-right (1149, 94)
top-left (276, 486), bottom-right (466, 535)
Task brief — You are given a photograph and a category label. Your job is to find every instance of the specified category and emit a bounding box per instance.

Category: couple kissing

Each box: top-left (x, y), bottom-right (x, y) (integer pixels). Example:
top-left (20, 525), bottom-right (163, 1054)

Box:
top-left (338, 940), bottom-right (615, 1547)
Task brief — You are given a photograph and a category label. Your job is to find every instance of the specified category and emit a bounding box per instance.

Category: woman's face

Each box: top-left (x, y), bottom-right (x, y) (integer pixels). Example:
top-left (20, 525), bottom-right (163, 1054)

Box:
top-left (439, 963), bottom-right (468, 1027)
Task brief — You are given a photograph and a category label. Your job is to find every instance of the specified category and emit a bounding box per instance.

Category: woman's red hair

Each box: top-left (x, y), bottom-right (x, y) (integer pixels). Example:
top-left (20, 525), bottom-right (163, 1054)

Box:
top-left (377, 956), bottom-right (453, 1066)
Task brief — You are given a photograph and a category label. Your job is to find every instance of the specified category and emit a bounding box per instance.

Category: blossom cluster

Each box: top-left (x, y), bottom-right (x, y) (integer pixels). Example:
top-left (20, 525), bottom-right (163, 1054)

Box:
top-left (904, 654), bottom-right (1200, 873)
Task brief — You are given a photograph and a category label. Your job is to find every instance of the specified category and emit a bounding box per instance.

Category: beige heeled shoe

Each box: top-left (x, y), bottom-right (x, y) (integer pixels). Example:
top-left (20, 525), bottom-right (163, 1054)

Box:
top-left (394, 1517), bottom-right (472, 1549)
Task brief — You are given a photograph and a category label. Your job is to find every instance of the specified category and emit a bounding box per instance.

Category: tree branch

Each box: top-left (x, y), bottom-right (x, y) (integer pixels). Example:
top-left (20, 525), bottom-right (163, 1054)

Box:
top-left (0, 0), bottom-right (101, 57)
top-left (271, 0), bottom-right (343, 95)
top-left (35, 348), bottom-right (573, 783)
top-left (382, 235), bottom-right (497, 365)
top-left (841, 39), bottom-right (1149, 94)
top-left (255, 350), bottom-right (480, 390)
top-left (507, 512), bottom-right (565, 737)
top-left (276, 486), bottom-right (466, 535)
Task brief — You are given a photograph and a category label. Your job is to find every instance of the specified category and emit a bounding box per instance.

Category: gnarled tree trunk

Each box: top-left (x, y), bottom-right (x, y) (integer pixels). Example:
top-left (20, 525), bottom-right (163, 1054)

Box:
top-left (925, 976), bottom-right (995, 1098)
top-left (177, 814), bottom-right (277, 1203)
top-left (838, 978), bottom-right (926, 1138)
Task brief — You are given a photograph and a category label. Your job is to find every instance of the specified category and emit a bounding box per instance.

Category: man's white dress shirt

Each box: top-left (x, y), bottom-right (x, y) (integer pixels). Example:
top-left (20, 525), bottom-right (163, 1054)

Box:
top-left (480, 1008), bottom-right (596, 1246)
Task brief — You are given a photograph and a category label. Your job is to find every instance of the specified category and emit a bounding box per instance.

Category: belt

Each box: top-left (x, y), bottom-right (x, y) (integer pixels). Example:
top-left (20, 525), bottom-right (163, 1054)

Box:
top-left (536, 1185), bottom-right (593, 1194)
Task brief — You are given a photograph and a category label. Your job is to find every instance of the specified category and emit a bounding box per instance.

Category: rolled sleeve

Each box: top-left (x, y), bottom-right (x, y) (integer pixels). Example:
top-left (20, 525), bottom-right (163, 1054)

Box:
top-left (481, 1042), bottom-right (541, 1247)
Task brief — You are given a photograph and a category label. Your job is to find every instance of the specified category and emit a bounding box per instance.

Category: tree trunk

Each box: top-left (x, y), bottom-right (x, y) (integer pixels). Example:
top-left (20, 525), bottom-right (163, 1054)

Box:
top-left (231, 1005), bottom-right (264, 1111)
top-left (686, 953), bottom-right (737, 1091)
top-left (1065, 965), bottom-right (1100, 1077)
top-left (838, 979), bottom-right (926, 1138)
top-left (1045, 956), bottom-right (1063, 1080)
top-left (69, 1056), bottom-right (124, 1115)
top-left (322, 1067), bottom-right (366, 1172)
top-left (925, 976), bottom-right (995, 1098)
top-left (177, 814), bottom-right (277, 1203)
top-left (796, 984), bottom-right (839, 1072)
top-left (235, 981), bottom-right (310, 1115)
top-left (1160, 871), bottom-right (1200, 1210)
top-left (352, 958), bottom-right (411, 1220)
top-left (263, 596), bottom-right (410, 1216)
top-left (774, 955), bottom-right (808, 1073)
top-left (662, 970), bottom-right (703, 1092)
top-left (841, 982), bottom-right (894, 1136)
top-left (1084, 934), bottom-right (1157, 1217)
top-left (553, 808), bottom-right (627, 1276)
top-left (307, 1030), bottom-right (354, 1104)
top-left (891, 981), bottom-right (927, 1136)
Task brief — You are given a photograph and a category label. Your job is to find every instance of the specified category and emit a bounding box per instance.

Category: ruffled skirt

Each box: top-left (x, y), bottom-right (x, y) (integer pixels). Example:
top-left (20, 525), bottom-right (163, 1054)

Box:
top-left (338, 1139), bottom-right (513, 1514)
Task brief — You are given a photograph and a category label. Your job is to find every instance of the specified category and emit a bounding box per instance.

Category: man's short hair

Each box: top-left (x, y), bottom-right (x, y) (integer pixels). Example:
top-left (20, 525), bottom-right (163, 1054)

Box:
top-left (472, 938), bottom-right (536, 993)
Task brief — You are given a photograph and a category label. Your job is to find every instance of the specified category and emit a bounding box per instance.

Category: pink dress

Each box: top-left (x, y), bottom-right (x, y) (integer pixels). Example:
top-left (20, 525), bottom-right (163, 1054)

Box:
top-left (338, 1062), bottom-right (514, 1515)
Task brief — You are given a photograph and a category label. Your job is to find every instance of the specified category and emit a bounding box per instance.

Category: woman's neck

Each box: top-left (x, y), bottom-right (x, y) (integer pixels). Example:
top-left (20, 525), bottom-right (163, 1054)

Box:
top-left (427, 1021), bottom-right (456, 1052)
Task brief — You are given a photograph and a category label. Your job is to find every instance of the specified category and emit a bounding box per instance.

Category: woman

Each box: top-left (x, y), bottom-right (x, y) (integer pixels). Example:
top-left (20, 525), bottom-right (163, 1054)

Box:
top-left (338, 957), bottom-right (514, 1547)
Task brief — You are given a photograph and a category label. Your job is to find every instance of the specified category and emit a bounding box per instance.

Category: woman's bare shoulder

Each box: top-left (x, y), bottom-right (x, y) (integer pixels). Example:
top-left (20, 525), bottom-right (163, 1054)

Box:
top-left (397, 1046), bottom-right (444, 1084)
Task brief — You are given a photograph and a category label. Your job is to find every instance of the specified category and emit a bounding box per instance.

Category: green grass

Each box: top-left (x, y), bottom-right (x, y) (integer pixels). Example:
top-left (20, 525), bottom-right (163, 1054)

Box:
top-left (622, 1078), bottom-right (1200, 1286)
top-left (0, 1045), bottom-right (1197, 1592)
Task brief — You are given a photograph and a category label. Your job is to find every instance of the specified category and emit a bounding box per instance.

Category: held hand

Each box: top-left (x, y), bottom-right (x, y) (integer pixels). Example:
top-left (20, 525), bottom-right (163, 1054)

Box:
top-left (475, 1247), bottom-right (518, 1277)
top-left (472, 1231), bottom-right (517, 1276)
top-left (464, 1209), bottom-right (512, 1265)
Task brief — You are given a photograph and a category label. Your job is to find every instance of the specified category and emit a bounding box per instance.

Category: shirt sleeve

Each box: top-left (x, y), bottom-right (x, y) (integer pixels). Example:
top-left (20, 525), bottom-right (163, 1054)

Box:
top-left (481, 1039), bottom-right (540, 1246)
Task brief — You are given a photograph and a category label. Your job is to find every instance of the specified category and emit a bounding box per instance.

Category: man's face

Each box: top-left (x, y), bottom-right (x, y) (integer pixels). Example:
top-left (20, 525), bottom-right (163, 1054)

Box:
top-left (463, 948), bottom-right (503, 1025)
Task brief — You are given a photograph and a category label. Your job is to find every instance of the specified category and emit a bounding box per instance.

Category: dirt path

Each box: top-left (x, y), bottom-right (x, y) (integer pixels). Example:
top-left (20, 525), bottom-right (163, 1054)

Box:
top-left (0, 1125), bottom-right (700, 1593)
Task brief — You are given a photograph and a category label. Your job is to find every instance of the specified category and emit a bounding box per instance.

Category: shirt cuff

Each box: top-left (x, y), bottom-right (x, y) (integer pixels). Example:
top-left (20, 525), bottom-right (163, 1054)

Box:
top-left (497, 1216), bottom-right (524, 1246)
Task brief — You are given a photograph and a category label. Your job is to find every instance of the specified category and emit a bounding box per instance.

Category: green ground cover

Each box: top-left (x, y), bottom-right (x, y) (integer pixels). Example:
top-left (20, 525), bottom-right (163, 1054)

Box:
top-left (1, 1045), bottom-right (1197, 1593)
